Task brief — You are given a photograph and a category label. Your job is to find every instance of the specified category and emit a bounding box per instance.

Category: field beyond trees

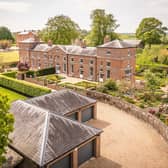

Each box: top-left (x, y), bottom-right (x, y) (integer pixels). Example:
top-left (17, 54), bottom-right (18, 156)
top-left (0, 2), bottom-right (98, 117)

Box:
top-left (0, 51), bottom-right (19, 64)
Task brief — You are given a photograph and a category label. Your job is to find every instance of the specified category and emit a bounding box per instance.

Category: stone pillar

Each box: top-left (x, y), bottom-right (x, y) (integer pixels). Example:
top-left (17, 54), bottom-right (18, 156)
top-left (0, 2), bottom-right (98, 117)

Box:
top-left (95, 135), bottom-right (101, 157)
top-left (72, 148), bottom-right (78, 168)
top-left (77, 111), bottom-right (82, 122)
top-left (93, 104), bottom-right (97, 120)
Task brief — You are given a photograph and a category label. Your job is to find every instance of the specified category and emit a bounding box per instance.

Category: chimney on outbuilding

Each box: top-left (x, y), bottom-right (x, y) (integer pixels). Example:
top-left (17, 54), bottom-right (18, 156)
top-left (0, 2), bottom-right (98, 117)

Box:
top-left (104, 35), bottom-right (110, 44)
top-left (48, 40), bottom-right (52, 46)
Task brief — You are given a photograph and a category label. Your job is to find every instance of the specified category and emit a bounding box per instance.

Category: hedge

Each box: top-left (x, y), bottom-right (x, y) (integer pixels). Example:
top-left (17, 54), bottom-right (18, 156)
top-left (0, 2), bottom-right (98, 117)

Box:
top-left (36, 67), bottom-right (55, 76)
top-left (0, 75), bottom-right (51, 97)
top-left (1, 71), bottom-right (17, 78)
top-left (26, 67), bottom-right (56, 78)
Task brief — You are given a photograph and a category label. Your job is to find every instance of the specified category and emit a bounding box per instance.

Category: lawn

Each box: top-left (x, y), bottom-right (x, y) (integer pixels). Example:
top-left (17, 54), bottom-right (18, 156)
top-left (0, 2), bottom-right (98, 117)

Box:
top-left (37, 74), bottom-right (65, 83)
top-left (0, 51), bottom-right (19, 64)
top-left (0, 86), bottom-right (26, 103)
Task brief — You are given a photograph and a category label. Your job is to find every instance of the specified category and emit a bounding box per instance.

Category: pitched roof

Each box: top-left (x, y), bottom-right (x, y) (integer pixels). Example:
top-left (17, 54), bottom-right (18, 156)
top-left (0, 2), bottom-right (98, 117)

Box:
top-left (19, 38), bottom-right (37, 43)
top-left (26, 90), bottom-right (96, 116)
top-left (10, 100), bottom-right (101, 166)
top-left (57, 45), bottom-right (97, 56)
top-left (33, 44), bottom-right (56, 52)
top-left (98, 39), bottom-right (141, 48)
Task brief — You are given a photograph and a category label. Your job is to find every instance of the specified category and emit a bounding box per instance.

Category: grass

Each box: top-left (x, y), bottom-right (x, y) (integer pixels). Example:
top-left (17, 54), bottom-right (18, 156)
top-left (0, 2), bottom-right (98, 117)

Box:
top-left (0, 86), bottom-right (27, 103)
top-left (118, 33), bottom-right (136, 39)
top-left (38, 74), bottom-right (65, 83)
top-left (74, 81), bottom-right (97, 89)
top-left (0, 51), bottom-right (19, 64)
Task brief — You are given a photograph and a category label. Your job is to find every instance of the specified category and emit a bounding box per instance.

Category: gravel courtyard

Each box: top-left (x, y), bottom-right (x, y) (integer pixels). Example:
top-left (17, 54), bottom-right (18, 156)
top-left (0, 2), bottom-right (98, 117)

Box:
top-left (81, 102), bottom-right (168, 168)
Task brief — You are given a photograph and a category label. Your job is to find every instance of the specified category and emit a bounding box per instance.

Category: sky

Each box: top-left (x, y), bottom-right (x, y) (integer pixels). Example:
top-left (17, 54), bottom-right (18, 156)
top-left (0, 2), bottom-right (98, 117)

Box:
top-left (0, 0), bottom-right (168, 33)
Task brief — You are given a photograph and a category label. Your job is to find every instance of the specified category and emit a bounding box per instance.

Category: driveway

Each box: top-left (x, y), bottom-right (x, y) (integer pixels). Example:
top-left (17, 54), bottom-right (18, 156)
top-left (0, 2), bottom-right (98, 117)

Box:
top-left (82, 102), bottom-right (168, 168)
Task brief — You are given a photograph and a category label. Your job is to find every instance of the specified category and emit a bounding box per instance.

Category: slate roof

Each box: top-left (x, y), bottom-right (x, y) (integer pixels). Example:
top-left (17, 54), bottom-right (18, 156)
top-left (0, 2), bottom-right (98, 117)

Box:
top-left (26, 90), bottom-right (96, 116)
top-left (57, 45), bottom-right (97, 56)
top-left (10, 100), bottom-right (101, 166)
top-left (98, 39), bottom-right (141, 48)
top-left (33, 44), bottom-right (56, 52)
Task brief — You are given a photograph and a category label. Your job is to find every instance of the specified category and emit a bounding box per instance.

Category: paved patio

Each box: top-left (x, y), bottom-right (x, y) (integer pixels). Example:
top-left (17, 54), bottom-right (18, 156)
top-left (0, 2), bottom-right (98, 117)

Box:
top-left (81, 102), bottom-right (168, 168)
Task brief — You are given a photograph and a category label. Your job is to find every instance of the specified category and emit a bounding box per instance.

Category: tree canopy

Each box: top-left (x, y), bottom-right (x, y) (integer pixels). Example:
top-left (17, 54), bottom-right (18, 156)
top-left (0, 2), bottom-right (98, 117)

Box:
top-left (136, 17), bottom-right (167, 47)
top-left (0, 95), bottom-right (14, 166)
top-left (0, 27), bottom-right (14, 41)
top-left (39, 15), bottom-right (80, 44)
top-left (86, 9), bottom-right (119, 46)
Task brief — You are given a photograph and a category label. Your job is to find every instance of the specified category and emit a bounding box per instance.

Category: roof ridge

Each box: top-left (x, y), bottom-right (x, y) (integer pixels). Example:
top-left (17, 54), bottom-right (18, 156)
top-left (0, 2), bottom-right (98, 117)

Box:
top-left (39, 111), bottom-right (50, 166)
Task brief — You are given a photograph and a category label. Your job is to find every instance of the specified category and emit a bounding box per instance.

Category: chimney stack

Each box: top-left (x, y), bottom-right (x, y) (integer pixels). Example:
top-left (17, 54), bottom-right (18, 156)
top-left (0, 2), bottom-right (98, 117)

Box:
top-left (104, 35), bottom-right (110, 44)
top-left (81, 40), bottom-right (87, 48)
top-left (48, 40), bottom-right (52, 46)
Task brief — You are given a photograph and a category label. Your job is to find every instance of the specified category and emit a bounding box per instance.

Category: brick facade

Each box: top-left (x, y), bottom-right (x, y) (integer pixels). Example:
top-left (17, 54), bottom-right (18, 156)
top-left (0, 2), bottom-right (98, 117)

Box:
top-left (16, 31), bottom-right (37, 47)
top-left (19, 38), bottom-right (140, 83)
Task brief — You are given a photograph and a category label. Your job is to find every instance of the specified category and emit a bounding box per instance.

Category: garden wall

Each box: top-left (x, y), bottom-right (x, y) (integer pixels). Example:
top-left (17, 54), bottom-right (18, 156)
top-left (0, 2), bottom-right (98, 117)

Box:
top-left (85, 90), bottom-right (168, 143)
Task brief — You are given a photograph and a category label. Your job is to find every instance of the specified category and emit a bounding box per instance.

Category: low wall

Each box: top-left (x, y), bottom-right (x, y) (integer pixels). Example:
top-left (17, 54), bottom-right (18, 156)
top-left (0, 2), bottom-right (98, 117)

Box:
top-left (23, 77), bottom-right (168, 143)
top-left (85, 90), bottom-right (168, 143)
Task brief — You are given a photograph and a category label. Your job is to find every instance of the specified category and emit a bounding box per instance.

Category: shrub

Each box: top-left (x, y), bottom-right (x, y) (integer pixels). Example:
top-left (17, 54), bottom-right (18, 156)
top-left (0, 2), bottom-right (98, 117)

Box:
top-left (0, 75), bottom-right (51, 97)
top-left (36, 67), bottom-right (55, 76)
top-left (1, 71), bottom-right (17, 78)
top-left (26, 70), bottom-right (35, 78)
top-left (0, 40), bottom-right (11, 49)
top-left (103, 79), bottom-right (118, 91)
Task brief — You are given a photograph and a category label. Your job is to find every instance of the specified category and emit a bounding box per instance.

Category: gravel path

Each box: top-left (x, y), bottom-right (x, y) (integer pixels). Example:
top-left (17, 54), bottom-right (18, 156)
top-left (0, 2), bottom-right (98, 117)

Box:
top-left (82, 102), bottom-right (168, 168)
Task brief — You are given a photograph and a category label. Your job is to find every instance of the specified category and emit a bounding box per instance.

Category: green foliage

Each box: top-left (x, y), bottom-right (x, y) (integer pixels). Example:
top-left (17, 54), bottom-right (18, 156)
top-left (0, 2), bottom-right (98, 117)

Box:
top-left (39, 15), bottom-right (80, 44)
top-left (0, 75), bottom-right (51, 97)
top-left (36, 67), bottom-right (55, 76)
top-left (0, 95), bottom-right (14, 165)
top-left (0, 27), bottom-right (14, 41)
top-left (104, 79), bottom-right (118, 91)
top-left (0, 87), bottom-right (26, 103)
top-left (26, 67), bottom-right (55, 78)
top-left (144, 70), bottom-right (161, 92)
top-left (38, 74), bottom-right (64, 84)
top-left (136, 17), bottom-right (167, 47)
top-left (86, 9), bottom-right (119, 46)
top-left (1, 71), bottom-right (17, 78)
top-left (74, 81), bottom-right (97, 89)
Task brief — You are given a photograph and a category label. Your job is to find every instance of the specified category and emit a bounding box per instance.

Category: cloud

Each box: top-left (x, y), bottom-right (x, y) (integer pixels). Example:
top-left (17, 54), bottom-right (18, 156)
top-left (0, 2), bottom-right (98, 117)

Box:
top-left (0, 1), bottom-right (31, 13)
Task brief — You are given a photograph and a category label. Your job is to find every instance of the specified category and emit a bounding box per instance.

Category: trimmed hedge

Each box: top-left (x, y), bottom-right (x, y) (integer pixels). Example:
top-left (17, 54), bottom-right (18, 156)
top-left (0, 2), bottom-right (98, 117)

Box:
top-left (36, 67), bottom-right (55, 76)
top-left (1, 71), bottom-right (17, 78)
top-left (26, 67), bottom-right (56, 78)
top-left (0, 75), bottom-right (51, 97)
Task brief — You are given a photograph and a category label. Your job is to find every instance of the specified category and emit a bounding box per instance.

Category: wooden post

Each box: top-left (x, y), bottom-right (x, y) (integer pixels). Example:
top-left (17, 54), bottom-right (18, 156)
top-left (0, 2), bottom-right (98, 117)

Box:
top-left (95, 135), bottom-right (101, 157)
top-left (72, 148), bottom-right (78, 168)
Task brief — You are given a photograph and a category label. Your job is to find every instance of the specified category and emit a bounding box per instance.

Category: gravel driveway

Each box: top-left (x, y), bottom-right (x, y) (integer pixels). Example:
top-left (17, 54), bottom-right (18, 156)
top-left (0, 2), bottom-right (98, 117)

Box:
top-left (81, 102), bottom-right (168, 168)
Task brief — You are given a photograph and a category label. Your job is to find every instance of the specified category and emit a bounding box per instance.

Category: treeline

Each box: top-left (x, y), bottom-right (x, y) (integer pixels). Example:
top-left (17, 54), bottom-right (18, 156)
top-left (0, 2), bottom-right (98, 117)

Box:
top-left (0, 9), bottom-right (168, 47)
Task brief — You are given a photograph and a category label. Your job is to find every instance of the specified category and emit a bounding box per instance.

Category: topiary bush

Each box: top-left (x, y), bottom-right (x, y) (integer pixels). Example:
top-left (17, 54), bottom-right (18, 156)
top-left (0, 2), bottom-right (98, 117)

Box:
top-left (0, 75), bottom-right (51, 97)
top-left (103, 79), bottom-right (118, 91)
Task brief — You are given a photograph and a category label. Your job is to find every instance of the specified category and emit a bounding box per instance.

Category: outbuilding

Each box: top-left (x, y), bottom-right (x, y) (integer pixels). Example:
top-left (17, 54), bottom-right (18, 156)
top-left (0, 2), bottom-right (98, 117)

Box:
top-left (26, 90), bottom-right (97, 122)
top-left (10, 99), bottom-right (102, 168)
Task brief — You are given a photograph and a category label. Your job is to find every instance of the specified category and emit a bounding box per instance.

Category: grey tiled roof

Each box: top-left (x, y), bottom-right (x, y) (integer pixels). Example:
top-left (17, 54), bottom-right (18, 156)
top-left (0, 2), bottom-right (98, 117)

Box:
top-left (57, 45), bottom-right (97, 56)
top-left (33, 44), bottom-right (56, 52)
top-left (26, 90), bottom-right (96, 115)
top-left (98, 39), bottom-right (141, 48)
top-left (10, 100), bottom-right (101, 166)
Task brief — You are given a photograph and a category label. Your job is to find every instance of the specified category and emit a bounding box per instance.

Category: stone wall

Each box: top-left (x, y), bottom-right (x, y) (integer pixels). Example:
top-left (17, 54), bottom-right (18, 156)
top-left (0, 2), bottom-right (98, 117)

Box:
top-left (85, 90), bottom-right (168, 143)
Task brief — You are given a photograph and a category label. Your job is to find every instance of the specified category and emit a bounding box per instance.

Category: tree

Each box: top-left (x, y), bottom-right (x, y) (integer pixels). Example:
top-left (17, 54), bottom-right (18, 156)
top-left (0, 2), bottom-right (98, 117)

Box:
top-left (0, 27), bottom-right (14, 41)
top-left (136, 17), bottom-right (167, 48)
top-left (144, 70), bottom-right (161, 94)
top-left (86, 9), bottom-right (119, 46)
top-left (39, 15), bottom-right (80, 44)
top-left (0, 95), bottom-right (14, 166)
